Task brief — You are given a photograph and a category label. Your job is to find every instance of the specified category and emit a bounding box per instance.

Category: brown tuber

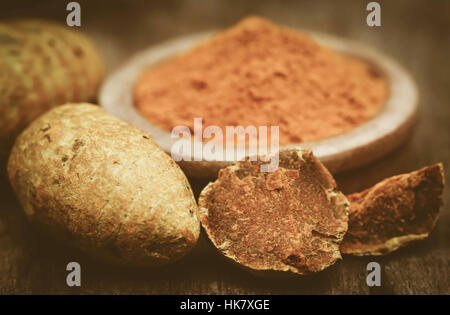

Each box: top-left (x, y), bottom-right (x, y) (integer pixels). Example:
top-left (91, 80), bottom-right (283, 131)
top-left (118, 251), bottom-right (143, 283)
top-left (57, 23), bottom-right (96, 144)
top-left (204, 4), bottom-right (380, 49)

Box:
top-left (7, 103), bottom-right (200, 266)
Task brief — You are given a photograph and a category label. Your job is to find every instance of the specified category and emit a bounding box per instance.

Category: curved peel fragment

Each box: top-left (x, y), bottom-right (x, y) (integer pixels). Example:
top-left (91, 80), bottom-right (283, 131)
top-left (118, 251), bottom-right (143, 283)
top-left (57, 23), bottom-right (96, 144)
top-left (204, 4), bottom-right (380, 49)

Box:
top-left (341, 163), bottom-right (444, 256)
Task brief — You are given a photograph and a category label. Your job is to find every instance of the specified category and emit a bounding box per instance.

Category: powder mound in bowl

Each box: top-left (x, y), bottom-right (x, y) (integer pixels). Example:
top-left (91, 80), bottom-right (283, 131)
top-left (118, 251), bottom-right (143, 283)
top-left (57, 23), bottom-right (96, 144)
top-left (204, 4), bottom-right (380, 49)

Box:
top-left (198, 149), bottom-right (349, 275)
top-left (341, 163), bottom-right (445, 256)
top-left (134, 16), bottom-right (389, 145)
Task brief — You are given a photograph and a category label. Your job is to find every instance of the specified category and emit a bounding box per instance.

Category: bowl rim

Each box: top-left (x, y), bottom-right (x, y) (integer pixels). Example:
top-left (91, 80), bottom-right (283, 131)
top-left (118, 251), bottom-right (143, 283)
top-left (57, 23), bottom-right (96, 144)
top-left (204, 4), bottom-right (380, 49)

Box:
top-left (99, 30), bottom-right (418, 176)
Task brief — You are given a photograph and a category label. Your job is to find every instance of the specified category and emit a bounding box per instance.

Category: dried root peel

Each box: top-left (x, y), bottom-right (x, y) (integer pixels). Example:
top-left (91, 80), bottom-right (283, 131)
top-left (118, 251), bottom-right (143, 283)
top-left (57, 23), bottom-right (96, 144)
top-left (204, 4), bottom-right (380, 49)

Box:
top-left (198, 149), bottom-right (349, 275)
top-left (341, 164), bottom-right (444, 256)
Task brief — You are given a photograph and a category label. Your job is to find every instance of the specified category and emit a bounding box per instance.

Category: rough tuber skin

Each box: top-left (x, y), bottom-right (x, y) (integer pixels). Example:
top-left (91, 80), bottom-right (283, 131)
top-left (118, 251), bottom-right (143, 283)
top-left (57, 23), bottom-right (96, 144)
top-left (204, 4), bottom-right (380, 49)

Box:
top-left (7, 103), bottom-right (200, 266)
top-left (0, 20), bottom-right (105, 154)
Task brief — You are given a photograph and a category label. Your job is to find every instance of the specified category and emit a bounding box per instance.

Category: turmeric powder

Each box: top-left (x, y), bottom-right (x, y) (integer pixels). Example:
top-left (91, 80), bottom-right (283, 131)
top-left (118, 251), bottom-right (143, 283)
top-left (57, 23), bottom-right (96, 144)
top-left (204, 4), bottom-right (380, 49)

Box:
top-left (134, 17), bottom-right (388, 145)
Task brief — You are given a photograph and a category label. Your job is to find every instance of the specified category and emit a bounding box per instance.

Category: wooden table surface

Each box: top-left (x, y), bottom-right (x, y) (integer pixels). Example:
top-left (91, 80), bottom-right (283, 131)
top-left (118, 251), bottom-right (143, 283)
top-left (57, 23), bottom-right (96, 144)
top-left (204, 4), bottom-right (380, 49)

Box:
top-left (0, 0), bottom-right (448, 294)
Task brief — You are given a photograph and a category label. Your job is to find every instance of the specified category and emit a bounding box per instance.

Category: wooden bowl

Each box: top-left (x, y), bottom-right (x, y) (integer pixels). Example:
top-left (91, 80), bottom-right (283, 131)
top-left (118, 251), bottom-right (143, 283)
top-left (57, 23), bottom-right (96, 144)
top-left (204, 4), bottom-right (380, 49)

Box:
top-left (99, 31), bottom-right (418, 179)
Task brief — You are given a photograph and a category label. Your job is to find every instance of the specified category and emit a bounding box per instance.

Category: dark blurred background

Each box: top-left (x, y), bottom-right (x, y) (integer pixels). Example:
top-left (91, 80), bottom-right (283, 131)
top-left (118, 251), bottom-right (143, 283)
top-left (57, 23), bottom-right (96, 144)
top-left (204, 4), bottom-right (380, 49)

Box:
top-left (0, 0), bottom-right (449, 294)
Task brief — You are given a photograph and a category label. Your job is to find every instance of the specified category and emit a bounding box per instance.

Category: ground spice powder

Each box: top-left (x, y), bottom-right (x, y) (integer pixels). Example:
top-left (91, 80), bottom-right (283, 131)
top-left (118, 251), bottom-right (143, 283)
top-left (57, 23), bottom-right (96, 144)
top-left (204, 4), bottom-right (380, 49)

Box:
top-left (134, 17), bottom-right (388, 145)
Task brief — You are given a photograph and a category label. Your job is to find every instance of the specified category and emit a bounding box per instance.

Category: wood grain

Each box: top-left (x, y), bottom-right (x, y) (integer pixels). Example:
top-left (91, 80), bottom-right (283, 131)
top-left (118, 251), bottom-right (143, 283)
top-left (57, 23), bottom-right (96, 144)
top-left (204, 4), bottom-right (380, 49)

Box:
top-left (0, 0), bottom-right (448, 294)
